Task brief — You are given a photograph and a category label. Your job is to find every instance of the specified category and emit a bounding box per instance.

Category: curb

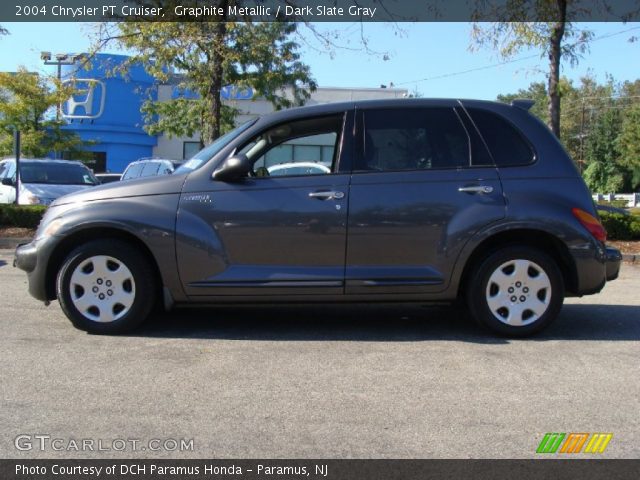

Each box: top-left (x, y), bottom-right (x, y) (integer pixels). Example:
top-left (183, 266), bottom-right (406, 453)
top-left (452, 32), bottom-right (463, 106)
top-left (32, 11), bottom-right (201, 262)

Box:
top-left (0, 237), bottom-right (32, 250)
top-left (622, 253), bottom-right (637, 263)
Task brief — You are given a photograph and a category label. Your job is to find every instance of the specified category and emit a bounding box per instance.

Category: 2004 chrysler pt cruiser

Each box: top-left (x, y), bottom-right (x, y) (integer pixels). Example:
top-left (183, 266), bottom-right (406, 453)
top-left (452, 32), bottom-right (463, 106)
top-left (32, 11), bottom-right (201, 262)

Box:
top-left (15, 99), bottom-right (622, 336)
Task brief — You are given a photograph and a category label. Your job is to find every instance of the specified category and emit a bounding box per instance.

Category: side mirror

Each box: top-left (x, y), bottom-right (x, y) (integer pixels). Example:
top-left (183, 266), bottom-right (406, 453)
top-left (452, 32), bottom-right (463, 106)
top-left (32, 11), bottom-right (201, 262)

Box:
top-left (212, 154), bottom-right (252, 182)
top-left (1, 177), bottom-right (14, 187)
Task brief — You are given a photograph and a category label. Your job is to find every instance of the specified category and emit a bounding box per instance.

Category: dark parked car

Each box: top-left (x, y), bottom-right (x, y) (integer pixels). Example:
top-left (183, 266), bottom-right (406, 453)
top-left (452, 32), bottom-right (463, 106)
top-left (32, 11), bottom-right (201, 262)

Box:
top-left (95, 173), bottom-right (122, 184)
top-left (15, 99), bottom-right (621, 336)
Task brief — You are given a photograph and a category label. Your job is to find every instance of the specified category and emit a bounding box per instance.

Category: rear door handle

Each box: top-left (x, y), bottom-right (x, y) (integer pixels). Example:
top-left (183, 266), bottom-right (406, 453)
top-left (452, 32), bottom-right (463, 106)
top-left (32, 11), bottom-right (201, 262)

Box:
top-left (458, 185), bottom-right (494, 194)
top-left (309, 191), bottom-right (345, 200)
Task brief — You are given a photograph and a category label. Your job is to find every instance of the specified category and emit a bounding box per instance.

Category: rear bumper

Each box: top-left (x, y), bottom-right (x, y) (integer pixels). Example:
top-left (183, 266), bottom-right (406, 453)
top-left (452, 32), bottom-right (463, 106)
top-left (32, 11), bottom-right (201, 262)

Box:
top-left (605, 246), bottom-right (622, 281)
top-left (569, 241), bottom-right (621, 296)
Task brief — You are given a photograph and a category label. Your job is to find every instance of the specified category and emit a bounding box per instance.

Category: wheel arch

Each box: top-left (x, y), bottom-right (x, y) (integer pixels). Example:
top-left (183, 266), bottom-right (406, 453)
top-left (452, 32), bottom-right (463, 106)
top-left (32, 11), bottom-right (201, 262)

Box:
top-left (45, 226), bottom-right (163, 302)
top-left (457, 228), bottom-right (578, 298)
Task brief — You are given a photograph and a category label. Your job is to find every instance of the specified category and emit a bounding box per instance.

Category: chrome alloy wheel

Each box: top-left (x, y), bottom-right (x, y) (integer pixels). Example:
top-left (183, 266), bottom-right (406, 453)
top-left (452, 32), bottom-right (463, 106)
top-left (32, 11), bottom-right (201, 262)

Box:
top-left (69, 255), bottom-right (136, 323)
top-left (485, 259), bottom-right (551, 326)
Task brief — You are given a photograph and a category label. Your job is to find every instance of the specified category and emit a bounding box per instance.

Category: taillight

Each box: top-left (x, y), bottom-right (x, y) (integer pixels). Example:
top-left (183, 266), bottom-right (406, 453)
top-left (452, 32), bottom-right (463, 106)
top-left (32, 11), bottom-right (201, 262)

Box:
top-left (572, 208), bottom-right (607, 242)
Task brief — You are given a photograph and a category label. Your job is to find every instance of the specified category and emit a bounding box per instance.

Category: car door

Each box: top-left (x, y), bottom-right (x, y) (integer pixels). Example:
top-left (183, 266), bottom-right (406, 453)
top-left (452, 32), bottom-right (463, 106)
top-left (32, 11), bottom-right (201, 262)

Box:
top-left (345, 105), bottom-right (506, 295)
top-left (176, 112), bottom-right (352, 297)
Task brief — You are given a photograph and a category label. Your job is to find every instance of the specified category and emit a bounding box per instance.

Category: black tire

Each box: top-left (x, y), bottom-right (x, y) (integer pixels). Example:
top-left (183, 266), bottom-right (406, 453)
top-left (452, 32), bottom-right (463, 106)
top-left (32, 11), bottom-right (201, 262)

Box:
top-left (466, 246), bottom-right (564, 337)
top-left (56, 239), bottom-right (157, 334)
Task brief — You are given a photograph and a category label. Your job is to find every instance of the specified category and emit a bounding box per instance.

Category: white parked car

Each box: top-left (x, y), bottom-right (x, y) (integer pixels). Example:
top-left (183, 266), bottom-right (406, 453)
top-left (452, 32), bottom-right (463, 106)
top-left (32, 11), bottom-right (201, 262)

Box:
top-left (0, 158), bottom-right (99, 205)
top-left (267, 162), bottom-right (331, 177)
top-left (121, 158), bottom-right (183, 182)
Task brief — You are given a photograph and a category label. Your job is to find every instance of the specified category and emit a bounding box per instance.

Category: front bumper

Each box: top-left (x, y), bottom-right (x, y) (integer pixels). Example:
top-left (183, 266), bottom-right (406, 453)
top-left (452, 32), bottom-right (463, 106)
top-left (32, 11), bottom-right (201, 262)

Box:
top-left (14, 241), bottom-right (37, 272)
top-left (14, 238), bottom-right (55, 302)
top-left (605, 246), bottom-right (622, 281)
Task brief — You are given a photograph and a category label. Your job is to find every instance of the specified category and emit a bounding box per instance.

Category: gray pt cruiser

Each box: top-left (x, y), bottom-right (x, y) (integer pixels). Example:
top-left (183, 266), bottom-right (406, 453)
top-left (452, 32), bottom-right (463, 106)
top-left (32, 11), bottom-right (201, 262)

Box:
top-left (15, 99), bottom-right (622, 336)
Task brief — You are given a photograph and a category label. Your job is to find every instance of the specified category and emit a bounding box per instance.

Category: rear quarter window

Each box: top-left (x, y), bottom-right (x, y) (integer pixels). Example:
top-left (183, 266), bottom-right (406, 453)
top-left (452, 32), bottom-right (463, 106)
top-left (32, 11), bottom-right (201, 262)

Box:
top-left (467, 108), bottom-right (535, 167)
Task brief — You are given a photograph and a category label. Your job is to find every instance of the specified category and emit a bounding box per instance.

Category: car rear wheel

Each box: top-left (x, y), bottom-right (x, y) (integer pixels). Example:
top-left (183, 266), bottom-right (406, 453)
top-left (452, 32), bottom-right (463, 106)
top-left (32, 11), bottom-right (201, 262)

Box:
top-left (56, 239), bottom-right (156, 334)
top-left (466, 246), bottom-right (564, 337)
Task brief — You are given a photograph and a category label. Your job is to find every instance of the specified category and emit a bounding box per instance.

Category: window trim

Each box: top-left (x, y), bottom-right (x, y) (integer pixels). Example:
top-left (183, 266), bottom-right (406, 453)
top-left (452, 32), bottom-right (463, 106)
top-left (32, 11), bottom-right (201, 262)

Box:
top-left (234, 112), bottom-right (349, 180)
top-left (355, 106), bottom-right (483, 174)
top-left (460, 106), bottom-right (538, 168)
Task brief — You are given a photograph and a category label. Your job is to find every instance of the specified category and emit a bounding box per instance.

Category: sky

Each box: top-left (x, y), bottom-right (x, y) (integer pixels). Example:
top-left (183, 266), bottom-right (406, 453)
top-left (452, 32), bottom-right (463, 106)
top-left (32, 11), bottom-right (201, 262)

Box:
top-left (0, 21), bottom-right (639, 99)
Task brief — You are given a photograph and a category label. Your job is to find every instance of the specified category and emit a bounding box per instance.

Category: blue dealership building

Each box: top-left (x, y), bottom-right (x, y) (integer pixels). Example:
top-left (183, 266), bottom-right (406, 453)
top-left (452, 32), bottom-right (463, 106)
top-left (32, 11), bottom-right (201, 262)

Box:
top-left (60, 54), bottom-right (157, 173)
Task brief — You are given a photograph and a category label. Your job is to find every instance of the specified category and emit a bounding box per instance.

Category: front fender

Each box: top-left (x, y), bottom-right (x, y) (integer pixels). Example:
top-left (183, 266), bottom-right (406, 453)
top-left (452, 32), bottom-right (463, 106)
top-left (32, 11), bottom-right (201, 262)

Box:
top-left (45, 194), bottom-right (185, 302)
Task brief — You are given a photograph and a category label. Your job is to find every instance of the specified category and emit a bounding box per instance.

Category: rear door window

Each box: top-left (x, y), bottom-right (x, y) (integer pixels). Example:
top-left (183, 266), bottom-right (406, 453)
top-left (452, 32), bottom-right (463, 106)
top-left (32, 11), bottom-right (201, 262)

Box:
top-left (359, 108), bottom-right (471, 171)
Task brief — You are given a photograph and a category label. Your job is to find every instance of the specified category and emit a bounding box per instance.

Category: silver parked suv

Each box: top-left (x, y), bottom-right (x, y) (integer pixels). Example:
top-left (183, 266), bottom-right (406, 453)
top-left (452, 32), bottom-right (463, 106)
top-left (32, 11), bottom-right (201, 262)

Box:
top-left (15, 99), bottom-right (621, 336)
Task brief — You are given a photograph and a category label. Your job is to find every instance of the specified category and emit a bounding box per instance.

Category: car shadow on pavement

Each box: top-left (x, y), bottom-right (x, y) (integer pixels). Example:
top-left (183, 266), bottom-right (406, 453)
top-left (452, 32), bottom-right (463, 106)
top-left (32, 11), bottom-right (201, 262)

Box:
top-left (129, 303), bottom-right (640, 343)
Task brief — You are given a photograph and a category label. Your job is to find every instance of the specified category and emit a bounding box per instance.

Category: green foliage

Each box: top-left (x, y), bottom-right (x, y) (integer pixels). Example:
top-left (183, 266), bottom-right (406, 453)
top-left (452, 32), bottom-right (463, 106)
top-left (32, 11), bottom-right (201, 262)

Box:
top-left (498, 74), bottom-right (640, 192)
top-left (471, 20), bottom-right (592, 67)
top-left (108, 19), bottom-right (316, 143)
top-left (0, 69), bottom-right (87, 158)
top-left (598, 200), bottom-right (629, 209)
top-left (141, 97), bottom-right (238, 140)
top-left (0, 204), bottom-right (46, 229)
top-left (585, 107), bottom-right (622, 165)
top-left (583, 162), bottom-right (626, 193)
top-left (599, 211), bottom-right (640, 241)
top-left (581, 107), bottom-right (630, 192)
top-left (617, 104), bottom-right (640, 171)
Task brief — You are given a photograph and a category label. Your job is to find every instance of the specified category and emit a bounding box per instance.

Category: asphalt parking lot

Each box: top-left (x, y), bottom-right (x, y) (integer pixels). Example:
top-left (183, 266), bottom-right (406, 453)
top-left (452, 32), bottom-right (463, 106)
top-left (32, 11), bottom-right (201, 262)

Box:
top-left (1, 247), bottom-right (638, 459)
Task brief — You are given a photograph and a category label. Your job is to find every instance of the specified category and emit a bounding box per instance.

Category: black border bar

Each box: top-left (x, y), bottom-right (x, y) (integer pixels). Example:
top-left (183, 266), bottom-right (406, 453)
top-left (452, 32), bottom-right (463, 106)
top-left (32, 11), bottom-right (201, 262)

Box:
top-left (3, 459), bottom-right (640, 480)
top-left (3, 0), bottom-right (640, 22)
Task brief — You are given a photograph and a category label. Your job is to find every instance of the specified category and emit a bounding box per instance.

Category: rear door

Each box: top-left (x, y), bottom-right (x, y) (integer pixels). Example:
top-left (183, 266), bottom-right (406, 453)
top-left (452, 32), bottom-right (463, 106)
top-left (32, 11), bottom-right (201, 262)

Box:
top-left (345, 105), bottom-right (506, 295)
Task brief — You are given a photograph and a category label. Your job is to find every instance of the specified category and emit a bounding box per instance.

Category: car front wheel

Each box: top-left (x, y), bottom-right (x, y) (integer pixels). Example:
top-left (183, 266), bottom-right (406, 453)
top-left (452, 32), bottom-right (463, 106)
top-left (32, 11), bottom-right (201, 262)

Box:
top-left (466, 247), bottom-right (564, 337)
top-left (56, 239), bottom-right (156, 334)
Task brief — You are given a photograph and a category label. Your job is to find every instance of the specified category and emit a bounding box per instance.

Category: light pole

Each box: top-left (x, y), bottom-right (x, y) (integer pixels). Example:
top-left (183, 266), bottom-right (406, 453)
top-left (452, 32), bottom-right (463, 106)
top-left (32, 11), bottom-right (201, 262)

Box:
top-left (40, 52), bottom-right (85, 159)
top-left (40, 52), bottom-right (86, 121)
top-left (14, 129), bottom-right (20, 205)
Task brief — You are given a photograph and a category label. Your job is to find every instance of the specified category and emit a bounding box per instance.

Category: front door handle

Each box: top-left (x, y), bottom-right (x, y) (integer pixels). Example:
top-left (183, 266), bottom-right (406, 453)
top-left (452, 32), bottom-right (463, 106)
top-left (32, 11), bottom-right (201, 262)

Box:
top-left (309, 191), bottom-right (345, 200)
top-left (458, 185), bottom-right (494, 194)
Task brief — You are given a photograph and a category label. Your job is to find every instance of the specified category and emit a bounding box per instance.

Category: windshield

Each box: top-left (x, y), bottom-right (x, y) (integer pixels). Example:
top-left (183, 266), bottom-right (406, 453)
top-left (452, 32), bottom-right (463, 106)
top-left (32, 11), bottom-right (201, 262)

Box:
top-left (20, 162), bottom-right (98, 185)
top-left (174, 120), bottom-right (256, 174)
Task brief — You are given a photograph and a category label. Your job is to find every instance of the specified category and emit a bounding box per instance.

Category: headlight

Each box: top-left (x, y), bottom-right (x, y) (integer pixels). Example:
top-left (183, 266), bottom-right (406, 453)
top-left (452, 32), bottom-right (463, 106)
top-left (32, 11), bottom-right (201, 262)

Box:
top-left (22, 192), bottom-right (41, 205)
top-left (20, 192), bottom-right (55, 206)
top-left (36, 218), bottom-right (64, 239)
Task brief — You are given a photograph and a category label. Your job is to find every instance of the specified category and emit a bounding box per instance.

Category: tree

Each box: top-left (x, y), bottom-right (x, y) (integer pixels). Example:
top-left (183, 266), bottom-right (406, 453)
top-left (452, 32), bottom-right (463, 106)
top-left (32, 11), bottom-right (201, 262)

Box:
top-left (0, 69), bottom-right (86, 157)
top-left (617, 104), bottom-right (640, 189)
top-left (99, 17), bottom-right (316, 144)
top-left (471, 1), bottom-right (597, 137)
top-left (497, 74), bottom-right (640, 191)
